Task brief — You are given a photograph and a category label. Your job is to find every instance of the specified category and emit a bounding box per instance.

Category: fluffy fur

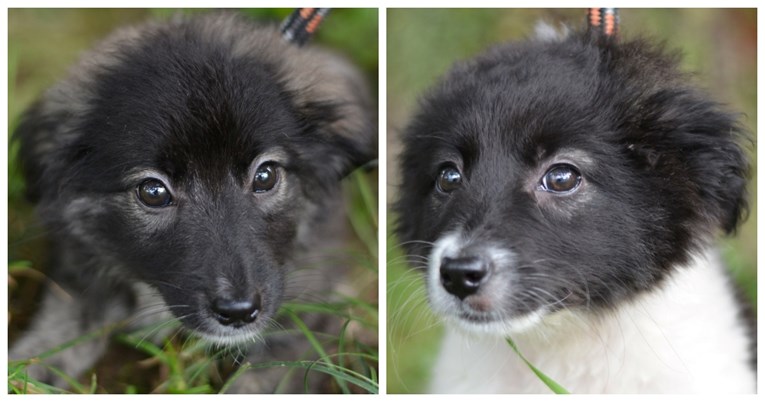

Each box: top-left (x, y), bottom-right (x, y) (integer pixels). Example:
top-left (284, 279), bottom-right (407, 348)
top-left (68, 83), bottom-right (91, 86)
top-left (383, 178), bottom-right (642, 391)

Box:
top-left (11, 13), bottom-right (375, 393)
top-left (395, 28), bottom-right (755, 393)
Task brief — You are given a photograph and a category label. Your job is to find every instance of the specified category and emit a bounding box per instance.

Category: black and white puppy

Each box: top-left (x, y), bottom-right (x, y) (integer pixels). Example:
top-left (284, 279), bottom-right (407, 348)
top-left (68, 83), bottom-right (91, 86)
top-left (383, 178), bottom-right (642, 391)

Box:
top-left (11, 12), bottom-right (375, 392)
top-left (395, 26), bottom-right (755, 393)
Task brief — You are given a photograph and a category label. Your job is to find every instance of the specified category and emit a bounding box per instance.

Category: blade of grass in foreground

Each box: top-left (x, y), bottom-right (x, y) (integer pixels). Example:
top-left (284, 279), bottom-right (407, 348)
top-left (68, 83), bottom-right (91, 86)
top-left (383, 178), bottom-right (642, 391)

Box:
top-left (286, 310), bottom-right (350, 393)
top-left (505, 337), bottom-right (570, 394)
top-left (254, 360), bottom-right (378, 394)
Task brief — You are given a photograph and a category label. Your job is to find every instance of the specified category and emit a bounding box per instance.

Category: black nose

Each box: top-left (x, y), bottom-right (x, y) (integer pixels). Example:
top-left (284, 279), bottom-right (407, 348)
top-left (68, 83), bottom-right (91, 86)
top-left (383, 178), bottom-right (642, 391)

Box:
top-left (211, 294), bottom-right (261, 327)
top-left (440, 256), bottom-right (489, 300)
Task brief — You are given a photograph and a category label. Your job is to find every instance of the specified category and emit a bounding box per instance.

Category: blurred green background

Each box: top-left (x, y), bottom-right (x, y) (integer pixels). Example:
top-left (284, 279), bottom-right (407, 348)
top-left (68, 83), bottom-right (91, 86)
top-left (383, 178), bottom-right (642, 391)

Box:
top-left (8, 8), bottom-right (378, 393)
top-left (387, 8), bottom-right (756, 393)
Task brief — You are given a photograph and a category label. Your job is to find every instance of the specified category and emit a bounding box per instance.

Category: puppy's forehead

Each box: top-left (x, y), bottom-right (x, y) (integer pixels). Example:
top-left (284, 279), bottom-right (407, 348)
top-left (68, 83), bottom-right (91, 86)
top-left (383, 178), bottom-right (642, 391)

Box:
top-left (418, 45), bottom-right (608, 162)
top-left (79, 27), bottom-right (303, 181)
top-left (432, 100), bottom-right (604, 168)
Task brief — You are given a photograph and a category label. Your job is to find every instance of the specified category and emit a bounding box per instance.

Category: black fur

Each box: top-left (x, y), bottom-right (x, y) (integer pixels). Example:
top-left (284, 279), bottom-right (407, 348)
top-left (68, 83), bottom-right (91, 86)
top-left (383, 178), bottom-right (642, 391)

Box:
top-left (395, 30), bottom-right (750, 317)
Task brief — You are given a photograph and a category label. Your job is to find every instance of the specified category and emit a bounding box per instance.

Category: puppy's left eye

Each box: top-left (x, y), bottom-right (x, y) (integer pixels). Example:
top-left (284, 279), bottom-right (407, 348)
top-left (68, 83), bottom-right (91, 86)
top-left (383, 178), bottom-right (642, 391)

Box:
top-left (253, 162), bottom-right (279, 193)
top-left (541, 164), bottom-right (581, 193)
top-left (137, 179), bottom-right (173, 207)
top-left (436, 165), bottom-right (463, 193)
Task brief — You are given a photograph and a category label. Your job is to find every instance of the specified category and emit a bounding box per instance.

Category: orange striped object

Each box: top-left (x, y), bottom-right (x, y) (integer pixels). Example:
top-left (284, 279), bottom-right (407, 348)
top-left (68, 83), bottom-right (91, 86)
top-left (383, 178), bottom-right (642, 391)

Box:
top-left (587, 8), bottom-right (619, 38)
top-left (280, 8), bottom-right (331, 46)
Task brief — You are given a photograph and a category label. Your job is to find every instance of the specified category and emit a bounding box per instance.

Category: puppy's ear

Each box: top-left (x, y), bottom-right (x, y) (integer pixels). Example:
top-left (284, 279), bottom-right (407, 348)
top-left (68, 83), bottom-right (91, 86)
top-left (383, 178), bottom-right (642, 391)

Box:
top-left (629, 88), bottom-right (750, 234)
top-left (278, 45), bottom-right (377, 179)
top-left (13, 21), bottom-right (150, 204)
top-left (296, 94), bottom-right (377, 178)
top-left (13, 97), bottom-right (83, 203)
top-left (605, 37), bottom-right (751, 235)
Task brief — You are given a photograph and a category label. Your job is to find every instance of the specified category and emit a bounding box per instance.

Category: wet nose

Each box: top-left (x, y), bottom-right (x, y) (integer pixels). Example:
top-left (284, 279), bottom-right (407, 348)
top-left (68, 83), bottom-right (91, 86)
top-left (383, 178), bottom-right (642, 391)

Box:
top-left (211, 294), bottom-right (261, 326)
top-left (440, 256), bottom-right (489, 300)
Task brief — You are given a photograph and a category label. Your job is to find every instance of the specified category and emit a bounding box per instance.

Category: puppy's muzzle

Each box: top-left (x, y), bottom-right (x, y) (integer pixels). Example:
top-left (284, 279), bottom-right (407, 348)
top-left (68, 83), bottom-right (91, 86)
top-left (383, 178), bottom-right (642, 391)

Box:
top-left (440, 256), bottom-right (490, 300)
top-left (211, 294), bottom-right (261, 327)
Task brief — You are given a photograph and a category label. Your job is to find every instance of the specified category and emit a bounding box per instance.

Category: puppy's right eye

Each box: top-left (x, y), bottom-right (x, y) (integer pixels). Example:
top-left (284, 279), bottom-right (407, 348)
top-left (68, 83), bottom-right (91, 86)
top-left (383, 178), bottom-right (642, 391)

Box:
top-left (437, 166), bottom-right (462, 193)
top-left (137, 179), bottom-right (172, 207)
top-left (541, 164), bottom-right (581, 193)
top-left (253, 162), bottom-right (279, 193)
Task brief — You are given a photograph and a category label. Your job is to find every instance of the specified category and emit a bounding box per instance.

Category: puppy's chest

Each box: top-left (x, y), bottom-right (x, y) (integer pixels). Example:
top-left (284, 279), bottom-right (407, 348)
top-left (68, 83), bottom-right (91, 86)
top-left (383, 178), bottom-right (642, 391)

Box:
top-left (431, 322), bottom-right (696, 393)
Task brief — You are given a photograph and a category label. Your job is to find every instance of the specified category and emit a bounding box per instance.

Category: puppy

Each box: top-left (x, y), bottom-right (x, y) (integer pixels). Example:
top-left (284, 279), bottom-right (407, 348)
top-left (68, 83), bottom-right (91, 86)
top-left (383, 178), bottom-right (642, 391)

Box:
top-left (395, 26), bottom-right (755, 393)
top-left (10, 12), bottom-right (376, 393)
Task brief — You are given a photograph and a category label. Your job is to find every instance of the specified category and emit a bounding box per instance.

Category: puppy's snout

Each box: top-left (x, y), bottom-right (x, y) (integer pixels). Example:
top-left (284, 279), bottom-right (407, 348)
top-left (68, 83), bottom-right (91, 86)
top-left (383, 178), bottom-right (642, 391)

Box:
top-left (211, 294), bottom-right (261, 327)
top-left (440, 256), bottom-right (490, 300)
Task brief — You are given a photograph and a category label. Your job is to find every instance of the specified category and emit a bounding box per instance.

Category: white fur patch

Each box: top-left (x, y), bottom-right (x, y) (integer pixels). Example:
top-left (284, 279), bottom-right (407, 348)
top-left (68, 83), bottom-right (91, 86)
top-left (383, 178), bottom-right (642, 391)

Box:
top-left (426, 231), bottom-right (463, 312)
top-left (429, 249), bottom-right (755, 393)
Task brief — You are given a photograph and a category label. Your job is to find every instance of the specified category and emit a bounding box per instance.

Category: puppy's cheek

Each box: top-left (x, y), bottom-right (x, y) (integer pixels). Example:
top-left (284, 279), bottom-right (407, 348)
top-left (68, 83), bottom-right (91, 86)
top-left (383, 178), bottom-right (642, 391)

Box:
top-left (58, 196), bottom-right (118, 247)
top-left (261, 217), bottom-right (299, 266)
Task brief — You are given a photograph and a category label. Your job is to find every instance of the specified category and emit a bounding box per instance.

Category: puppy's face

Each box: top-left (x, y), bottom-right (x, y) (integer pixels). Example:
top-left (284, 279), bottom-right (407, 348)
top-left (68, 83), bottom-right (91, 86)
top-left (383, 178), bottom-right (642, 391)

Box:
top-left (71, 62), bottom-right (308, 341)
top-left (17, 15), bottom-right (375, 343)
top-left (396, 33), bottom-right (748, 334)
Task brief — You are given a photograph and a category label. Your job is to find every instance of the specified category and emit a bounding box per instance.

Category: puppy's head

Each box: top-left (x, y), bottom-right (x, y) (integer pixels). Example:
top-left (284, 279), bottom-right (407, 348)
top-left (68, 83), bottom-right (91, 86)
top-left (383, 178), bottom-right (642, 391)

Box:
top-left (15, 13), bottom-right (376, 343)
top-left (396, 31), bottom-right (748, 334)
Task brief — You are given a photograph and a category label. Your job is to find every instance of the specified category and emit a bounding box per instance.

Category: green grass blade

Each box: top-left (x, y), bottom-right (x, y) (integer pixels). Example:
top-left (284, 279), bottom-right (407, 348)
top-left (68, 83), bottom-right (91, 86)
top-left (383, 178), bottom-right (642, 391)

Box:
top-left (250, 361), bottom-right (378, 394)
top-left (43, 366), bottom-right (88, 394)
top-left (184, 358), bottom-right (214, 385)
top-left (218, 363), bottom-right (251, 394)
top-left (345, 170), bottom-right (378, 260)
top-left (89, 373), bottom-right (98, 394)
top-left (506, 337), bottom-right (570, 394)
top-left (116, 334), bottom-right (167, 365)
top-left (285, 310), bottom-right (350, 393)
top-left (286, 311), bottom-right (331, 364)
top-left (279, 301), bottom-right (376, 328)
top-left (353, 170), bottom-right (377, 227)
top-left (8, 362), bottom-right (68, 394)
top-left (337, 319), bottom-right (352, 393)
top-left (8, 260), bottom-right (32, 272)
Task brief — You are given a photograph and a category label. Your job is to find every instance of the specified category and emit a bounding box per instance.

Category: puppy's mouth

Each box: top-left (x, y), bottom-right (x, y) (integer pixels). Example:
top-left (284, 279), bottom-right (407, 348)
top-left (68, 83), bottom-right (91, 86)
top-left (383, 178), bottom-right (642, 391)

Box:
top-left (193, 324), bottom-right (268, 347)
top-left (457, 310), bottom-right (502, 324)
top-left (437, 293), bottom-right (548, 335)
top-left (426, 232), bottom-right (547, 334)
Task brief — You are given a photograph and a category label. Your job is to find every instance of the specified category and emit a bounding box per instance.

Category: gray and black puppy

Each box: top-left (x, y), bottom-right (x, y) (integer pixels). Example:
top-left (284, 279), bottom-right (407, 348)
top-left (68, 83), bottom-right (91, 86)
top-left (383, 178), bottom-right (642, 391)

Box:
top-left (11, 12), bottom-right (376, 393)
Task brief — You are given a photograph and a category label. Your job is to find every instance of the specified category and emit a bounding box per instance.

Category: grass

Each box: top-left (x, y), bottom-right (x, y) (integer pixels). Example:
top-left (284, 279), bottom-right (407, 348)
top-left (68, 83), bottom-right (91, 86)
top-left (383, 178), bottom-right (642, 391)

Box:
top-left (8, 8), bottom-right (378, 394)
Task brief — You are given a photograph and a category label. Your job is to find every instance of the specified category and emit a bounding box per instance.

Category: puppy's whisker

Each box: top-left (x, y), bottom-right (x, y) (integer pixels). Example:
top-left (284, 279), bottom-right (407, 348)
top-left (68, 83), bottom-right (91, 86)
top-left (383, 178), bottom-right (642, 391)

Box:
top-left (387, 253), bottom-right (430, 266)
top-left (387, 273), bottom-right (426, 289)
top-left (392, 240), bottom-right (436, 250)
top-left (133, 317), bottom-right (185, 348)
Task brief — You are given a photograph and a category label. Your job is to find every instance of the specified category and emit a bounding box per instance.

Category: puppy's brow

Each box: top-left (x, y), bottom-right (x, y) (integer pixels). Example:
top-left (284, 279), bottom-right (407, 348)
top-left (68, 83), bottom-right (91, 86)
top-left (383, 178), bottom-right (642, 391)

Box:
top-left (543, 148), bottom-right (595, 167)
top-left (253, 148), bottom-right (289, 163)
top-left (123, 169), bottom-right (172, 185)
